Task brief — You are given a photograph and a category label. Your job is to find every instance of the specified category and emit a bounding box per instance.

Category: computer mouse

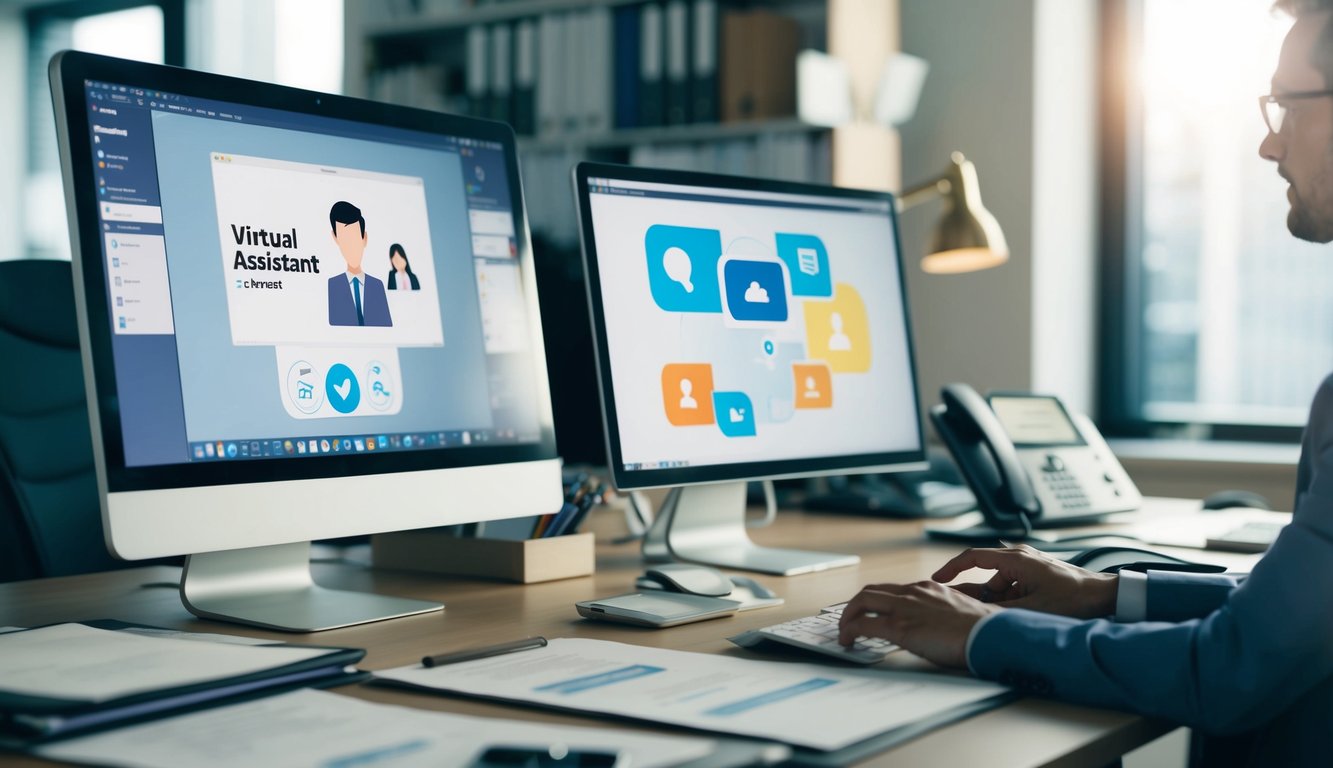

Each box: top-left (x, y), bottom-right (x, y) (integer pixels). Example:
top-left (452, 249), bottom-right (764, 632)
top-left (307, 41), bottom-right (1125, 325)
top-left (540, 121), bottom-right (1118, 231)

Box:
top-left (636, 564), bottom-right (734, 597)
top-left (1201, 489), bottom-right (1272, 511)
top-left (1066, 546), bottom-right (1225, 574)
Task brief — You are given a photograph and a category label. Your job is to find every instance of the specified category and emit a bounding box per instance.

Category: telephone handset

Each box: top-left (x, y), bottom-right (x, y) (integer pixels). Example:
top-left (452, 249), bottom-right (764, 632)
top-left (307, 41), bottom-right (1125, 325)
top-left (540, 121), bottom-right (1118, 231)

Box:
top-left (930, 384), bottom-right (1141, 534)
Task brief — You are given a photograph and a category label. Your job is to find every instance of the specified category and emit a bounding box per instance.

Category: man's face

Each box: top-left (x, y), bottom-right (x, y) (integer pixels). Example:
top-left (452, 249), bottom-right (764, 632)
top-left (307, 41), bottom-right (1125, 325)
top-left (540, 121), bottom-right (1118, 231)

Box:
top-left (1261, 11), bottom-right (1333, 242)
top-left (333, 221), bottom-right (367, 272)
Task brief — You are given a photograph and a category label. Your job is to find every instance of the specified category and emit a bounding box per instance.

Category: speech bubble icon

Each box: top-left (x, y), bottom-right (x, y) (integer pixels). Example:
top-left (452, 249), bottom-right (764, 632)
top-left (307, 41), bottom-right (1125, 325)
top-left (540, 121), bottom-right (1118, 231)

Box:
top-left (663, 247), bottom-right (693, 293)
top-left (644, 224), bottom-right (722, 312)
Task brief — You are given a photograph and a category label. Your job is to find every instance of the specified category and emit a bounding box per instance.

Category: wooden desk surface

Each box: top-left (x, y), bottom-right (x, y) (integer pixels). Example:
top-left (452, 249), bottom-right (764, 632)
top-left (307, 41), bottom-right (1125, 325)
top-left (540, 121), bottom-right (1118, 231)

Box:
top-left (0, 499), bottom-right (1258, 767)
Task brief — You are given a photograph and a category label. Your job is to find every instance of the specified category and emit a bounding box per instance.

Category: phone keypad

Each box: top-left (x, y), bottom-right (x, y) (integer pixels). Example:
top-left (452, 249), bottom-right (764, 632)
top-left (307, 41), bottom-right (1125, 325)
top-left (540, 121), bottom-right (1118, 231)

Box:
top-left (1042, 469), bottom-right (1091, 510)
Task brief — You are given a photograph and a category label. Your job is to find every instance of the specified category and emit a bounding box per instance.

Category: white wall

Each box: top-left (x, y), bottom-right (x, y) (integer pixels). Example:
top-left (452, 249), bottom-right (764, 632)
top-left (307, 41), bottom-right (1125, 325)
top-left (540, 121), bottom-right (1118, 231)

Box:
top-left (899, 0), bottom-right (1099, 416)
top-left (900, 0), bottom-right (1038, 406)
top-left (1031, 0), bottom-right (1098, 415)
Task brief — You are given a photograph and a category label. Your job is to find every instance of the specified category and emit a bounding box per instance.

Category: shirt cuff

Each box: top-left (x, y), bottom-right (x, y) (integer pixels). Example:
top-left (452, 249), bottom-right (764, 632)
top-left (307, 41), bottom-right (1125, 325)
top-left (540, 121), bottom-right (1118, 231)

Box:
top-left (965, 611), bottom-right (1003, 675)
top-left (1115, 570), bottom-right (1148, 622)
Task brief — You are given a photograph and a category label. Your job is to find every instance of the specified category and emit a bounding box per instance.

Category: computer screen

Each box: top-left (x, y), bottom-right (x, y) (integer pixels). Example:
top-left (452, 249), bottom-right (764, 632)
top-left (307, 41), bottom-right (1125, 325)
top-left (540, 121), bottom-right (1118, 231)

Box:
top-left (576, 164), bottom-right (925, 489)
top-left (52, 53), bottom-right (560, 589)
top-left (73, 73), bottom-right (546, 471)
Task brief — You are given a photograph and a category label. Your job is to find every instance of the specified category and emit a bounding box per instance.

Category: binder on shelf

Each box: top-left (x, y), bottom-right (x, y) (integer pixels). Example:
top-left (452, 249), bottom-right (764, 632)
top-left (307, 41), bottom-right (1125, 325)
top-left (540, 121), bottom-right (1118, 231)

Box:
top-left (639, 2), bottom-right (665, 127)
top-left (561, 12), bottom-right (584, 133)
top-left (513, 18), bottom-right (537, 135)
top-left (721, 10), bottom-right (800, 123)
top-left (585, 6), bottom-right (613, 133)
top-left (536, 13), bottom-right (562, 135)
top-left (665, 0), bottom-right (690, 125)
top-left (0, 621), bottom-right (365, 747)
top-left (466, 24), bottom-right (489, 118)
top-left (691, 0), bottom-right (719, 123)
top-left (613, 4), bottom-right (641, 129)
top-left (489, 23), bottom-right (513, 124)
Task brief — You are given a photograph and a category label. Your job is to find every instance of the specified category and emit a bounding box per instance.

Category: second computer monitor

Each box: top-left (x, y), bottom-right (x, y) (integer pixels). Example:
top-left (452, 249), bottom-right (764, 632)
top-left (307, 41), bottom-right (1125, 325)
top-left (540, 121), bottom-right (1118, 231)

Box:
top-left (574, 163), bottom-right (926, 574)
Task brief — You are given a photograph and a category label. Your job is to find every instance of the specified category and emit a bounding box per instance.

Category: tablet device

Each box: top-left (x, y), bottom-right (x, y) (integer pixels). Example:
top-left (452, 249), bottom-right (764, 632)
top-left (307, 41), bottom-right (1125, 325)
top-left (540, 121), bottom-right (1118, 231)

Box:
top-left (576, 592), bottom-right (739, 628)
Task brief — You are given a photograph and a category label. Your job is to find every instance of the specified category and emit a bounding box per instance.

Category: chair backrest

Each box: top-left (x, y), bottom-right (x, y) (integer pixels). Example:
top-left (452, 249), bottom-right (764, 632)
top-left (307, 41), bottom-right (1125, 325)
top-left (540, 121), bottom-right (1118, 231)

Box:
top-left (0, 259), bottom-right (124, 580)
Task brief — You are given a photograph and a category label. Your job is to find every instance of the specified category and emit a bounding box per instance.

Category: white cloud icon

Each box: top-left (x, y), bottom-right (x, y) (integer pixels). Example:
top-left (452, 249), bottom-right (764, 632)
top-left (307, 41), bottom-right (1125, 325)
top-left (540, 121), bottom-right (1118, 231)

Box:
top-left (743, 281), bottom-right (770, 304)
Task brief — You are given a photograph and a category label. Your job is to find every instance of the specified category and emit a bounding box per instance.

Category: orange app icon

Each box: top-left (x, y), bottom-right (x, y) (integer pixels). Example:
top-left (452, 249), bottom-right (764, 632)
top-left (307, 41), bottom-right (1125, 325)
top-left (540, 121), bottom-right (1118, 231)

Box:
top-left (662, 363), bottom-right (716, 426)
top-left (792, 363), bottom-right (833, 409)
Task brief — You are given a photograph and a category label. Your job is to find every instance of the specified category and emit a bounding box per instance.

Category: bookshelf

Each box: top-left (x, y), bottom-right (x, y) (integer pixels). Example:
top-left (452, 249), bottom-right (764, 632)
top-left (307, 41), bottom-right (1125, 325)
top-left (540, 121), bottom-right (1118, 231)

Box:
top-left (344, 0), bottom-right (900, 244)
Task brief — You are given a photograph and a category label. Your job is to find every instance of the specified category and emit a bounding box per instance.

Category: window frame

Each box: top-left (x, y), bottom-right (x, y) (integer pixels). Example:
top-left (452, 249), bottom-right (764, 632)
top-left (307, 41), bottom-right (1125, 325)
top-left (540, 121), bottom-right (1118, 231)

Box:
top-left (25, 0), bottom-right (185, 66)
top-left (1096, 0), bottom-right (1305, 444)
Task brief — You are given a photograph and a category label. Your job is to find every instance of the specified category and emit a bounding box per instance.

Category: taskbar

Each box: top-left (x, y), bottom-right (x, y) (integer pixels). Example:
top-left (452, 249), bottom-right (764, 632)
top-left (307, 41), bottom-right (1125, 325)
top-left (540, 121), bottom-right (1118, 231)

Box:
top-left (191, 429), bottom-right (528, 461)
top-left (623, 460), bottom-right (691, 471)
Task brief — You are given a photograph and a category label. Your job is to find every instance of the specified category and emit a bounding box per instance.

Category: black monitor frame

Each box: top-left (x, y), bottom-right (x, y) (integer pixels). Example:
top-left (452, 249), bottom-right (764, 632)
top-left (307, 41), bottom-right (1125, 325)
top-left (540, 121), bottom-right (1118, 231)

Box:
top-left (573, 161), bottom-right (927, 491)
top-left (50, 51), bottom-right (558, 495)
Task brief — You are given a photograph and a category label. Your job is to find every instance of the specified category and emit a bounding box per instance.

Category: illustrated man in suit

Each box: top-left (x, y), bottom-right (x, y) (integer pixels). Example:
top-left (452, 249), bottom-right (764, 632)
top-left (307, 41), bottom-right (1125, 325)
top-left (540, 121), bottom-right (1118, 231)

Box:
top-left (836, 2), bottom-right (1333, 764)
top-left (327, 201), bottom-right (393, 327)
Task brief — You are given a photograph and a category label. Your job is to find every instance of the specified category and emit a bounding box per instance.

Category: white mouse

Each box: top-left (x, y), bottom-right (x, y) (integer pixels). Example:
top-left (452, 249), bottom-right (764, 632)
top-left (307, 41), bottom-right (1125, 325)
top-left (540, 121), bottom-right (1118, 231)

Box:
top-left (636, 564), bottom-right (734, 597)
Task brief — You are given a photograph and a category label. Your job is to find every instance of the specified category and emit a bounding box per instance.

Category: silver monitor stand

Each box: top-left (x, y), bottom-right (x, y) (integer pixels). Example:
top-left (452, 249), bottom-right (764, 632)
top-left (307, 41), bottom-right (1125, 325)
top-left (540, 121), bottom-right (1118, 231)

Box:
top-left (641, 481), bottom-right (859, 576)
top-left (181, 541), bottom-right (442, 632)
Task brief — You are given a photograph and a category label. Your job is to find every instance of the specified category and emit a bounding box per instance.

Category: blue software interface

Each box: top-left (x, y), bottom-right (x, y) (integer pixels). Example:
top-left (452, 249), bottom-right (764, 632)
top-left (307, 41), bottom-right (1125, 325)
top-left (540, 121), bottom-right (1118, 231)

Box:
top-left (586, 177), bottom-right (921, 472)
top-left (82, 79), bottom-right (543, 467)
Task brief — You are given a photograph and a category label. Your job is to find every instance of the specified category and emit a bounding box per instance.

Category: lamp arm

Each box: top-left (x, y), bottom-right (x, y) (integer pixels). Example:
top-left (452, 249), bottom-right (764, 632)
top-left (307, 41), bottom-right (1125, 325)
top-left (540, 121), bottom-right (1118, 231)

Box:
top-left (897, 177), bottom-right (952, 211)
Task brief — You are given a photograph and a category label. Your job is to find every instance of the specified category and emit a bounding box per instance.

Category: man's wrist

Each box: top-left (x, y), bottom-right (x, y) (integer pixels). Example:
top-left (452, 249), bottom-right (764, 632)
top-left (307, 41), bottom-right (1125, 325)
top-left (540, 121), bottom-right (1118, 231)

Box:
top-left (1094, 573), bottom-right (1120, 617)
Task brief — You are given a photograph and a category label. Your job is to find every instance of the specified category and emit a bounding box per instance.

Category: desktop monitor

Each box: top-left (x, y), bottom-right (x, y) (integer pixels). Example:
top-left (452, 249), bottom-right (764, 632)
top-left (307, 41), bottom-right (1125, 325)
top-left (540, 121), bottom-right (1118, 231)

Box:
top-left (573, 163), bottom-right (927, 575)
top-left (49, 52), bottom-right (561, 631)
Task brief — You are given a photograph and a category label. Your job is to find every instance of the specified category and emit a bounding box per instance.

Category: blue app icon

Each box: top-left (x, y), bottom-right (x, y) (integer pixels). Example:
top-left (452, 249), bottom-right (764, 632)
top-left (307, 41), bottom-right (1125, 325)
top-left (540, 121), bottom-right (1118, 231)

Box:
top-left (645, 224), bottom-right (723, 313)
top-left (775, 233), bottom-right (832, 297)
top-left (712, 391), bottom-right (756, 437)
top-left (723, 260), bottom-right (788, 322)
top-left (225, 442), bottom-right (238, 458)
top-left (325, 363), bottom-right (361, 414)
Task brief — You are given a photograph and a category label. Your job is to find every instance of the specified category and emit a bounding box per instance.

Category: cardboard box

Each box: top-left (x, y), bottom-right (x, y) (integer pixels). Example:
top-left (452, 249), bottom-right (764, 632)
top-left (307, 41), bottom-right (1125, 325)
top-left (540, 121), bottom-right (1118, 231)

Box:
top-left (721, 10), bottom-right (800, 122)
top-left (372, 530), bottom-right (595, 583)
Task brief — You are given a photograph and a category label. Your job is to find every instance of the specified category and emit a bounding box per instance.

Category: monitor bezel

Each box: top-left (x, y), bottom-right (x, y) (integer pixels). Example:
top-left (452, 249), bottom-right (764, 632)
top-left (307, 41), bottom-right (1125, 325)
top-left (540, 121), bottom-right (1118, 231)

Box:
top-left (51, 51), bottom-right (558, 495)
top-left (573, 161), bottom-right (928, 490)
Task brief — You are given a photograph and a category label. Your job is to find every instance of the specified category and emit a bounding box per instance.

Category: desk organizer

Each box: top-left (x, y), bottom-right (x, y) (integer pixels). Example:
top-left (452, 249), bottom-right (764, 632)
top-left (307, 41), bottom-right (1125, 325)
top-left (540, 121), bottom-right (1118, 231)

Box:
top-left (371, 530), bottom-right (595, 583)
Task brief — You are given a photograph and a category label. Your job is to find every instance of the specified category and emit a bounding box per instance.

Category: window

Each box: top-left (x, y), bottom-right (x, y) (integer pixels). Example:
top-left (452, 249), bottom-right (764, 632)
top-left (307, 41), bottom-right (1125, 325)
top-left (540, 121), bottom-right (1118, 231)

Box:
top-left (24, 1), bottom-right (180, 261)
top-left (1101, 0), bottom-right (1325, 440)
top-left (16, 0), bottom-right (342, 262)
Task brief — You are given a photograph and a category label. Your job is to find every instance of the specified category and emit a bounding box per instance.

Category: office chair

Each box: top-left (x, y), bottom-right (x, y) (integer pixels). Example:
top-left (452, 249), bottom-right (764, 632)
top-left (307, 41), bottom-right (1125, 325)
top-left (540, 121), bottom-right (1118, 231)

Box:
top-left (0, 259), bottom-right (124, 581)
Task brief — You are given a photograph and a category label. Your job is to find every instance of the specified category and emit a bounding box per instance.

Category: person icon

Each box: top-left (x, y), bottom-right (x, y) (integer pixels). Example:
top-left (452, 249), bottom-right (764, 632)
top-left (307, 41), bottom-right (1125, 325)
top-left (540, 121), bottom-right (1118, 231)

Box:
top-left (680, 378), bottom-right (698, 410)
top-left (327, 201), bottom-right (393, 327)
top-left (387, 243), bottom-right (420, 291)
top-left (804, 376), bottom-right (821, 399)
top-left (828, 312), bottom-right (852, 351)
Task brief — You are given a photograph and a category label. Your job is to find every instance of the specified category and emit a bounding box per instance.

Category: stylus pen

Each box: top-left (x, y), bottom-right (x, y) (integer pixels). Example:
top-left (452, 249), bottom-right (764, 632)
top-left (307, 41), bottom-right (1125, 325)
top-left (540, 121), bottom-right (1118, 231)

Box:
top-left (421, 636), bottom-right (548, 668)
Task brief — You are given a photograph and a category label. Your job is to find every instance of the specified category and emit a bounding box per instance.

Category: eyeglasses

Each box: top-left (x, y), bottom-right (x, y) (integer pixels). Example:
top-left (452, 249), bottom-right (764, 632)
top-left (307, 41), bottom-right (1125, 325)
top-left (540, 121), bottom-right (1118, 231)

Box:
top-left (1259, 89), bottom-right (1333, 134)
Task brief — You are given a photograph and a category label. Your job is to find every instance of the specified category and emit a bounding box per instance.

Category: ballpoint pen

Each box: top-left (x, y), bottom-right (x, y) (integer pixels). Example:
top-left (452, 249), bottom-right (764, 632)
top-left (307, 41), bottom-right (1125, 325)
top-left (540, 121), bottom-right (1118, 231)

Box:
top-left (422, 636), bottom-right (548, 668)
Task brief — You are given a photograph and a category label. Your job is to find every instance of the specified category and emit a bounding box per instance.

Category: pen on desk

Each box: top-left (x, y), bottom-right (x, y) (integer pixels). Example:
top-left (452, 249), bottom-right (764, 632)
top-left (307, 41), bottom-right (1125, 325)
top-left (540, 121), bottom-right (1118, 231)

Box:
top-left (422, 636), bottom-right (548, 668)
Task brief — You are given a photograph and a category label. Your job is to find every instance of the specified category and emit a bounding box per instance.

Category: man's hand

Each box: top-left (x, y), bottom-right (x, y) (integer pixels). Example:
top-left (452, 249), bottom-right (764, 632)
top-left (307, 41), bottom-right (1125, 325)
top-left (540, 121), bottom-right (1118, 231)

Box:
top-left (932, 543), bottom-right (1119, 619)
top-left (836, 581), bottom-right (1000, 669)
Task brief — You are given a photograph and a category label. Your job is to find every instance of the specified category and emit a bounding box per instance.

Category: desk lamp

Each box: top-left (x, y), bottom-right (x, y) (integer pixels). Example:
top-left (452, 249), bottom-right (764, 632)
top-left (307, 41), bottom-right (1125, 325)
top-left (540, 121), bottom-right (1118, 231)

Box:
top-left (897, 151), bottom-right (1009, 274)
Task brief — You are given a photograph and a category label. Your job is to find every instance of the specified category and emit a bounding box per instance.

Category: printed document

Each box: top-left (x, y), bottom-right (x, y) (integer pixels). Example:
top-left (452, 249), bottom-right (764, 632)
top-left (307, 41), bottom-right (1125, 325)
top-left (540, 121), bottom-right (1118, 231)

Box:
top-left (375, 638), bottom-right (1008, 751)
top-left (40, 689), bottom-right (727, 768)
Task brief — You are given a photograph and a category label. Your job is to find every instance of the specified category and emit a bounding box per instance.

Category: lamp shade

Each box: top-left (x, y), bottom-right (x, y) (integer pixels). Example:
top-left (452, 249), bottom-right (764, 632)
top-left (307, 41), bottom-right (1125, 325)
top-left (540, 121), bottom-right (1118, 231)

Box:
top-left (920, 152), bottom-right (1009, 275)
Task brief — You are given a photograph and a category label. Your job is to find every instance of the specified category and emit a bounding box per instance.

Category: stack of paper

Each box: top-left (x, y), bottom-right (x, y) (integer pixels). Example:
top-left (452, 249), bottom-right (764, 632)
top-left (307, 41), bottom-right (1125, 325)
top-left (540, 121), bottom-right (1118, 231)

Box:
top-left (0, 623), bottom-right (364, 745)
top-left (39, 689), bottom-right (784, 768)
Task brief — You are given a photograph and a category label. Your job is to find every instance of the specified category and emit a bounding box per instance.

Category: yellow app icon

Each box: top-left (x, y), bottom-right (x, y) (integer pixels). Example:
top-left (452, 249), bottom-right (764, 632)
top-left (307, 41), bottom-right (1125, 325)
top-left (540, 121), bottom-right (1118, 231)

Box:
top-left (804, 283), bottom-right (870, 373)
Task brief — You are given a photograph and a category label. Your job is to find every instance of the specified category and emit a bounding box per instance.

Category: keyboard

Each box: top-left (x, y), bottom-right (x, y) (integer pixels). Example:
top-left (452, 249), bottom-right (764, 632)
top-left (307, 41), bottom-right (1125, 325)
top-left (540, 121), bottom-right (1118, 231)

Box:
top-left (747, 603), bottom-right (899, 665)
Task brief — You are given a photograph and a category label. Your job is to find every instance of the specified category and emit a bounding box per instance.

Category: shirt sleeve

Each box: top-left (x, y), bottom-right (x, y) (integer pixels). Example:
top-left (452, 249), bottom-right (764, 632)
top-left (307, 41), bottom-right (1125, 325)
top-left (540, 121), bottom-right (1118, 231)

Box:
top-left (1115, 570), bottom-right (1148, 622)
top-left (965, 611), bottom-right (1002, 675)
